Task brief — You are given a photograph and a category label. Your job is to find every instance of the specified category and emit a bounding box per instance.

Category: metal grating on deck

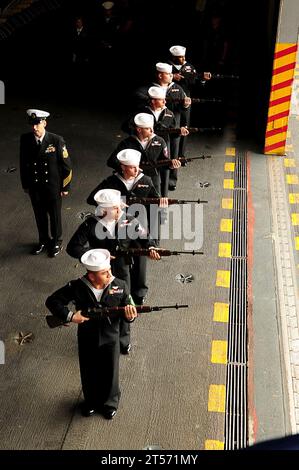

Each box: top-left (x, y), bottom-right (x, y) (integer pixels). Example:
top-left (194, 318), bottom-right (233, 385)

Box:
top-left (225, 151), bottom-right (248, 450)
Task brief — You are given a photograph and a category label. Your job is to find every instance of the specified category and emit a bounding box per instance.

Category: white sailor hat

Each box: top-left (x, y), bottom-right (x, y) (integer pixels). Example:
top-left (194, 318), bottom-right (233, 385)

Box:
top-left (156, 62), bottom-right (173, 73)
top-left (169, 45), bottom-right (186, 57)
top-left (134, 113), bottom-right (154, 128)
top-left (117, 149), bottom-right (141, 166)
top-left (26, 109), bottom-right (50, 124)
top-left (148, 86), bottom-right (166, 99)
top-left (94, 188), bottom-right (122, 207)
top-left (81, 249), bottom-right (111, 272)
top-left (102, 1), bottom-right (114, 9)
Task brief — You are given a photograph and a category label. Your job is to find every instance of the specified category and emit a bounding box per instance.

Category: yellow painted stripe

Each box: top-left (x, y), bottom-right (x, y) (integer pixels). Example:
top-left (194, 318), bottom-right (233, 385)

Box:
top-left (287, 131), bottom-right (291, 138)
top-left (266, 131), bottom-right (287, 146)
top-left (284, 158), bottom-right (296, 167)
top-left (205, 440), bottom-right (225, 450)
top-left (267, 117), bottom-right (288, 130)
top-left (268, 101), bottom-right (291, 117)
top-left (295, 237), bottom-right (299, 250)
top-left (289, 193), bottom-right (299, 203)
top-left (222, 198), bottom-right (233, 209)
top-left (218, 243), bottom-right (231, 258)
top-left (211, 340), bottom-right (227, 364)
top-left (286, 174), bottom-right (299, 184)
top-left (273, 53), bottom-right (297, 69)
top-left (272, 69), bottom-right (295, 85)
top-left (224, 162), bottom-right (235, 172)
top-left (291, 213), bottom-right (299, 225)
top-left (208, 385), bottom-right (226, 413)
top-left (220, 219), bottom-right (233, 232)
top-left (270, 88), bottom-right (292, 102)
top-left (213, 302), bottom-right (229, 323)
top-left (216, 270), bottom-right (230, 288)
top-left (275, 43), bottom-right (295, 52)
top-left (223, 179), bottom-right (234, 189)
top-left (266, 146), bottom-right (286, 155)
top-left (225, 147), bottom-right (236, 156)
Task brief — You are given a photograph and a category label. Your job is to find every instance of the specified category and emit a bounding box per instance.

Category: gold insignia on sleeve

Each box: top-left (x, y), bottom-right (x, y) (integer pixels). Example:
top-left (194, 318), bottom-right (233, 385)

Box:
top-left (63, 170), bottom-right (72, 188)
top-left (62, 146), bottom-right (69, 159)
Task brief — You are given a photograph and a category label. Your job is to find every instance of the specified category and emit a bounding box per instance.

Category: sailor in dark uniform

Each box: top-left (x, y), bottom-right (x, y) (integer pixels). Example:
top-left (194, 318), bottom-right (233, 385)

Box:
top-left (66, 188), bottom-right (160, 354)
top-left (46, 248), bottom-right (137, 419)
top-left (20, 109), bottom-right (72, 257)
top-left (107, 113), bottom-right (180, 197)
top-left (134, 63), bottom-right (191, 190)
top-left (168, 45), bottom-right (211, 156)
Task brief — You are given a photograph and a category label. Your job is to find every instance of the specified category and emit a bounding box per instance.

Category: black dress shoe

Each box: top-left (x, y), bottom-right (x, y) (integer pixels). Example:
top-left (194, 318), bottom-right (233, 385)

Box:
top-left (120, 343), bottom-right (131, 355)
top-left (48, 244), bottom-right (63, 258)
top-left (80, 402), bottom-right (95, 417)
top-left (31, 243), bottom-right (47, 255)
top-left (168, 184), bottom-right (176, 191)
top-left (102, 406), bottom-right (117, 420)
top-left (132, 296), bottom-right (144, 305)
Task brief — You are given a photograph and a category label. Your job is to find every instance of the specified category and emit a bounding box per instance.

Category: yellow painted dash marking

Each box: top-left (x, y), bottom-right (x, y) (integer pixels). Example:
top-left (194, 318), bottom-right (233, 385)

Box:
top-left (211, 340), bottom-right (227, 364)
top-left (208, 385), bottom-right (226, 412)
top-left (225, 147), bottom-right (236, 156)
top-left (218, 243), bottom-right (232, 258)
top-left (213, 303), bottom-right (229, 323)
top-left (286, 175), bottom-right (299, 185)
top-left (284, 158), bottom-right (296, 167)
top-left (287, 131), bottom-right (291, 138)
top-left (292, 214), bottom-right (299, 225)
top-left (220, 218), bottom-right (233, 232)
top-left (223, 178), bottom-right (234, 189)
top-left (289, 193), bottom-right (299, 204)
top-left (205, 440), bottom-right (225, 450)
top-left (222, 198), bottom-right (233, 209)
top-left (224, 162), bottom-right (235, 172)
top-left (295, 237), bottom-right (299, 250)
top-left (216, 270), bottom-right (230, 288)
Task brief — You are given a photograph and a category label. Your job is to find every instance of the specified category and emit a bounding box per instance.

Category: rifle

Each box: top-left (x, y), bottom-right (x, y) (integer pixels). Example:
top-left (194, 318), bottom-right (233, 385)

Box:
top-left (128, 197), bottom-right (208, 205)
top-left (211, 73), bottom-right (239, 80)
top-left (141, 155), bottom-right (211, 169)
top-left (46, 304), bottom-right (188, 329)
top-left (157, 126), bottom-right (221, 135)
top-left (192, 71), bottom-right (239, 81)
top-left (167, 97), bottom-right (222, 104)
top-left (115, 248), bottom-right (204, 257)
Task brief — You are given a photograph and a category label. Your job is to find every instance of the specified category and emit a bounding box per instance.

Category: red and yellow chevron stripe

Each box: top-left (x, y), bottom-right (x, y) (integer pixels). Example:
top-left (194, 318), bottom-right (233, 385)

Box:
top-left (264, 43), bottom-right (297, 155)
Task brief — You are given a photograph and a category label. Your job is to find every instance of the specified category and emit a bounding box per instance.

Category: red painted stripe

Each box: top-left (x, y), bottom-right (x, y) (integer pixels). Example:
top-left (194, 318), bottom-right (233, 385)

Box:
top-left (264, 139), bottom-right (287, 152)
top-left (271, 79), bottom-right (294, 92)
top-left (269, 94), bottom-right (291, 107)
top-left (266, 125), bottom-right (288, 137)
top-left (274, 44), bottom-right (297, 59)
top-left (267, 110), bottom-right (290, 122)
top-left (273, 62), bottom-right (296, 75)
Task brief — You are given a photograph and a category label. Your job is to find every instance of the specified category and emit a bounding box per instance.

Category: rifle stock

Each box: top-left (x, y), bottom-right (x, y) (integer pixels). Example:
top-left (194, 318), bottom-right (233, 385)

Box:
top-left (46, 304), bottom-right (188, 329)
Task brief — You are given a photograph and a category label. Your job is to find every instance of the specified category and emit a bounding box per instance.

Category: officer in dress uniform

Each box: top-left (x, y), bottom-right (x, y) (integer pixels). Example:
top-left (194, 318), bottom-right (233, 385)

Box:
top-left (168, 45), bottom-right (211, 156)
top-left (20, 109), bottom-right (72, 257)
top-left (66, 188), bottom-right (160, 354)
top-left (46, 248), bottom-right (137, 419)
